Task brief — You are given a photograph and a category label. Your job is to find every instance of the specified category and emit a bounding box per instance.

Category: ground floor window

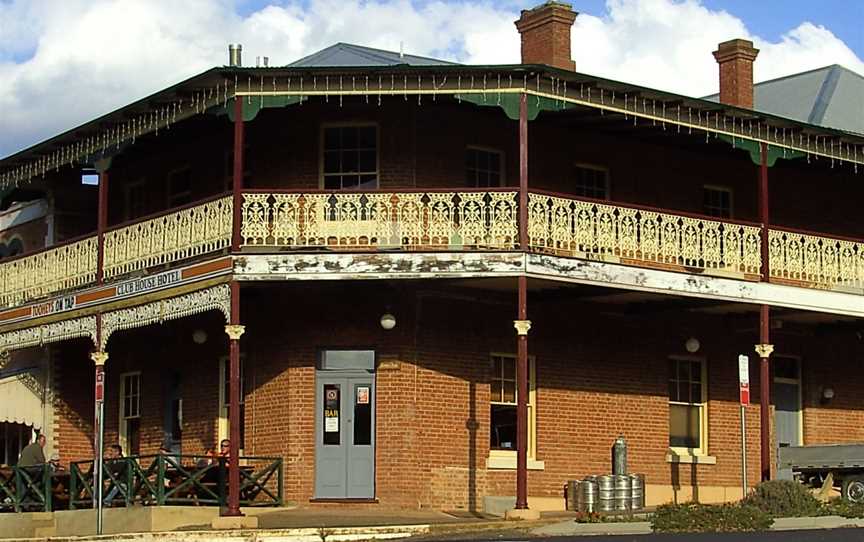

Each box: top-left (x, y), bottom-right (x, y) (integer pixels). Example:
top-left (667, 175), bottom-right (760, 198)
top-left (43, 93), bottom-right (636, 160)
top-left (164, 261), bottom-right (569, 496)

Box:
top-left (489, 354), bottom-right (536, 459)
top-left (0, 422), bottom-right (34, 466)
top-left (668, 356), bottom-right (707, 455)
top-left (119, 372), bottom-right (141, 456)
top-left (218, 357), bottom-right (246, 450)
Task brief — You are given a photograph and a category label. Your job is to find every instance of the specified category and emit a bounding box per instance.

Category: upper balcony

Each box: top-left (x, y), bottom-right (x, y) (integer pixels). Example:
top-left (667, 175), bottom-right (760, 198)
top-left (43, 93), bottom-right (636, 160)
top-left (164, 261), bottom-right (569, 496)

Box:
top-left (1, 185), bottom-right (861, 313)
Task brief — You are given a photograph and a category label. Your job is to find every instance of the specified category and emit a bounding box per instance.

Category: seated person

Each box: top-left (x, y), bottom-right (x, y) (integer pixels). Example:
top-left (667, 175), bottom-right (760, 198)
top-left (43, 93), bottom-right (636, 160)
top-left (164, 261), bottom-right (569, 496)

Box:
top-left (18, 434), bottom-right (46, 468)
top-left (103, 445), bottom-right (128, 505)
top-left (48, 453), bottom-right (65, 473)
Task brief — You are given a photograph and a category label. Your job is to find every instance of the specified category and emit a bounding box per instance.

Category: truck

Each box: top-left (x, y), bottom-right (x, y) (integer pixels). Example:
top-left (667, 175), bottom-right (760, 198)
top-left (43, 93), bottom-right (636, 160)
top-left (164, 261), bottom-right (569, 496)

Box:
top-left (779, 444), bottom-right (864, 503)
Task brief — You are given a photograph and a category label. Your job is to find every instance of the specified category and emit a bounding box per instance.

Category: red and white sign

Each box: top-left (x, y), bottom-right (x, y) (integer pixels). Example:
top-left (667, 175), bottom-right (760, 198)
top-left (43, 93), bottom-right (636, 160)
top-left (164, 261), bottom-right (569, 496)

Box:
top-left (94, 366), bottom-right (105, 402)
top-left (738, 354), bottom-right (750, 406)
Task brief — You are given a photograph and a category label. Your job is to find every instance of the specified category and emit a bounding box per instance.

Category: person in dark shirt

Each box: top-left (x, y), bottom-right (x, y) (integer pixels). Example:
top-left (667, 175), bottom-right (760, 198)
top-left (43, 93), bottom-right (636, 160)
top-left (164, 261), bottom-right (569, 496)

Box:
top-left (18, 434), bottom-right (46, 467)
top-left (103, 445), bottom-right (128, 505)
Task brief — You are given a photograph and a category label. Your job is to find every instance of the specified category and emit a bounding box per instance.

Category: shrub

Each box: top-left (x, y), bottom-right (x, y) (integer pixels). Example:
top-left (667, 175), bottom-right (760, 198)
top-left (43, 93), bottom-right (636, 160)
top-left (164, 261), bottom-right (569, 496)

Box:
top-left (742, 480), bottom-right (822, 518)
top-left (820, 499), bottom-right (864, 519)
top-left (651, 502), bottom-right (773, 533)
top-left (573, 511), bottom-right (603, 523)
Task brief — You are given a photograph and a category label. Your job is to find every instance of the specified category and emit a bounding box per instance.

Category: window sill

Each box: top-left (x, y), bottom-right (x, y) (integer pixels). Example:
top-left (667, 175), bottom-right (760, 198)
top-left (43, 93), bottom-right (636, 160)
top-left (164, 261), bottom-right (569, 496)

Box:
top-left (486, 455), bottom-right (545, 470)
top-left (666, 453), bottom-right (717, 465)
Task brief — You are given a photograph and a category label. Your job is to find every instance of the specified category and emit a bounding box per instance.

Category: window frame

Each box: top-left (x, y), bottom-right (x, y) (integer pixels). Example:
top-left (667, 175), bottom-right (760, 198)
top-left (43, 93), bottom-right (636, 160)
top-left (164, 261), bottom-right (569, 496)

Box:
top-left (668, 355), bottom-right (708, 457)
top-left (488, 353), bottom-right (537, 462)
top-left (572, 162), bottom-right (611, 200)
top-left (118, 371), bottom-right (142, 456)
top-left (702, 184), bottom-right (734, 219)
top-left (123, 179), bottom-right (148, 221)
top-left (166, 166), bottom-right (193, 208)
top-left (318, 122), bottom-right (380, 190)
top-left (218, 355), bottom-right (247, 453)
top-left (466, 146), bottom-right (505, 188)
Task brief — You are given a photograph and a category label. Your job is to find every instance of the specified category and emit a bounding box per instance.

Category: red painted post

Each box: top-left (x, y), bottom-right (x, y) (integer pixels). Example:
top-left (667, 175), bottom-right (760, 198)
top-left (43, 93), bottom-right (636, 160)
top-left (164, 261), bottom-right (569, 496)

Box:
top-left (759, 304), bottom-right (771, 481)
top-left (519, 93), bottom-right (528, 250)
top-left (515, 92), bottom-right (529, 511)
top-left (515, 275), bottom-right (529, 510)
top-left (232, 97), bottom-right (245, 252)
top-left (758, 142), bottom-right (772, 481)
top-left (96, 170), bottom-right (109, 284)
top-left (224, 281), bottom-right (244, 516)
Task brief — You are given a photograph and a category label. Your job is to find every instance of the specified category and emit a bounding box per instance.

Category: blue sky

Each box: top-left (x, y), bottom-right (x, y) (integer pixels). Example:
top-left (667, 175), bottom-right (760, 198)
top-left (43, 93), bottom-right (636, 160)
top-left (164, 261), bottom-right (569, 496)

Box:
top-left (234, 0), bottom-right (864, 59)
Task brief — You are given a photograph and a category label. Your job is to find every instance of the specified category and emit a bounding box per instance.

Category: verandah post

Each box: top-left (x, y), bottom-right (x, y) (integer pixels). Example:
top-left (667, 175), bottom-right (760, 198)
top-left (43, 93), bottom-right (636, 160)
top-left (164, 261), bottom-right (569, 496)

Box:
top-left (223, 281), bottom-right (245, 516)
top-left (757, 142), bottom-right (773, 481)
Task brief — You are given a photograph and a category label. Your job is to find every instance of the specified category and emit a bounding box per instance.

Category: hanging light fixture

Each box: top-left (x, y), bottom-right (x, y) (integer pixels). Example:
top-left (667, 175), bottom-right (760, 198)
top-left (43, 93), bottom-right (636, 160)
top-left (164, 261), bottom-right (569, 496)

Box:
top-left (380, 313), bottom-right (396, 331)
top-left (684, 337), bottom-right (701, 353)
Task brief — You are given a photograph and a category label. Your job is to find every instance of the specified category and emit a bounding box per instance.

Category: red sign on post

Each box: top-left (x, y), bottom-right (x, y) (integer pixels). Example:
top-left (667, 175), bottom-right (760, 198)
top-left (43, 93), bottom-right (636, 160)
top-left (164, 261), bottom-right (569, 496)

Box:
top-left (738, 355), bottom-right (750, 406)
top-left (95, 366), bottom-right (105, 402)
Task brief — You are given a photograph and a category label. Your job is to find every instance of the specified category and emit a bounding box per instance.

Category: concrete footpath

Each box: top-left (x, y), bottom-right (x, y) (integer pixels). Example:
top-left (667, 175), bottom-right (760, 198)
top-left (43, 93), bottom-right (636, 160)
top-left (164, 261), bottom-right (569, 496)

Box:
top-left (531, 515), bottom-right (864, 537)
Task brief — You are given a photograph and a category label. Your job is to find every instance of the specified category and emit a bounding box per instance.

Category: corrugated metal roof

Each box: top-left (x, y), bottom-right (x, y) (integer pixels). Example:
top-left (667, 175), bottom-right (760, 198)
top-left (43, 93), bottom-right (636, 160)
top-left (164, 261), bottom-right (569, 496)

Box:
top-left (705, 65), bottom-right (864, 135)
top-left (288, 42), bottom-right (457, 67)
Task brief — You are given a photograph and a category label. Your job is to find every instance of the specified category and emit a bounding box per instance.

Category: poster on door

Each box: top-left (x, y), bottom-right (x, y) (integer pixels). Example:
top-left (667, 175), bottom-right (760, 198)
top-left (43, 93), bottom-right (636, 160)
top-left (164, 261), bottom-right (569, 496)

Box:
top-left (324, 385), bottom-right (340, 432)
top-left (357, 386), bottom-right (369, 405)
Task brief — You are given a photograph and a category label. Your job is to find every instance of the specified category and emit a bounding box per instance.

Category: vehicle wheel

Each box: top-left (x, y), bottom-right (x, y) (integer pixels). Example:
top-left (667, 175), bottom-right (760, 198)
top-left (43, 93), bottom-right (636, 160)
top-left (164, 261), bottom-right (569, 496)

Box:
top-left (842, 475), bottom-right (864, 503)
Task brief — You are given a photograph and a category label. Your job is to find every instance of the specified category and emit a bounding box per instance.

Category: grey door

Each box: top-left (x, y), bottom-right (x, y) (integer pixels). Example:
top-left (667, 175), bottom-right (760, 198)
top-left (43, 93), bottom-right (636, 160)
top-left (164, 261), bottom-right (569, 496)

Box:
top-left (773, 357), bottom-right (801, 480)
top-left (314, 375), bottom-right (375, 498)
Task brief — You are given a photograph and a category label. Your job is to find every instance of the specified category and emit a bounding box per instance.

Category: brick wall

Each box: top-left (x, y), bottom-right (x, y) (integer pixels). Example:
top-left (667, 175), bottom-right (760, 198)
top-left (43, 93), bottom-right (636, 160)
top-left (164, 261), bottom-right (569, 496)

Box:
top-left (51, 281), bottom-right (864, 510)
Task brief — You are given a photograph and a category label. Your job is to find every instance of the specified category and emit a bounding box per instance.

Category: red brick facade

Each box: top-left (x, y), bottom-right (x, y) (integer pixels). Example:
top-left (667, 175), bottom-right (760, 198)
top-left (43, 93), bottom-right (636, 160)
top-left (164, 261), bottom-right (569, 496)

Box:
top-left (50, 282), bottom-right (864, 510)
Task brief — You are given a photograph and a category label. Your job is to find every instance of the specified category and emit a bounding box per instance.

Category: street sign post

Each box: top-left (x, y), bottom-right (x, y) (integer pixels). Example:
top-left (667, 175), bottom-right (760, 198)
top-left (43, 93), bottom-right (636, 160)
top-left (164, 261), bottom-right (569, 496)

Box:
top-left (738, 354), bottom-right (749, 497)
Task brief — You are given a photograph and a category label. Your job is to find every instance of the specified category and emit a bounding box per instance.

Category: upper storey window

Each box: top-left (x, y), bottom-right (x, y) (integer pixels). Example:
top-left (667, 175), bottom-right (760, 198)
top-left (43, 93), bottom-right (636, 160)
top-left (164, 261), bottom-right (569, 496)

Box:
top-left (466, 147), bottom-right (503, 188)
top-left (703, 186), bottom-right (732, 218)
top-left (572, 164), bottom-right (609, 199)
top-left (322, 125), bottom-right (378, 190)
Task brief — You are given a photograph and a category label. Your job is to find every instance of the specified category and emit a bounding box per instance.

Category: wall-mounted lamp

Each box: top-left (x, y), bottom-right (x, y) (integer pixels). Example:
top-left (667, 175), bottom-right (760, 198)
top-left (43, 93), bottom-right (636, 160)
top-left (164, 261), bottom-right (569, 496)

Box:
top-left (821, 387), bottom-right (835, 404)
top-left (685, 337), bottom-right (701, 353)
top-left (380, 313), bottom-right (396, 331)
top-left (192, 329), bottom-right (208, 344)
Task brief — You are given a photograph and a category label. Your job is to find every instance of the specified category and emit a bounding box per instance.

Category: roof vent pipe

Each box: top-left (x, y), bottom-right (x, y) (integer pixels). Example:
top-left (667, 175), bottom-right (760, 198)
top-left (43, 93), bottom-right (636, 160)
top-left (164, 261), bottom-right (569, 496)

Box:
top-left (229, 44), bottom-right (242, 67)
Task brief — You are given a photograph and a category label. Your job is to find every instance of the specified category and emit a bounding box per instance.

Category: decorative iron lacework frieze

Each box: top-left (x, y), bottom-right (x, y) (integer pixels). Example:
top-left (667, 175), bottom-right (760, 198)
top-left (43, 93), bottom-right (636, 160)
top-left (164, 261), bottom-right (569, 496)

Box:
top-left (769, 229), bottom-right (864, 292)
top-left (0, 315), bottom-right (97, 356)
top-left (100, 284), bottom-right (231, 349)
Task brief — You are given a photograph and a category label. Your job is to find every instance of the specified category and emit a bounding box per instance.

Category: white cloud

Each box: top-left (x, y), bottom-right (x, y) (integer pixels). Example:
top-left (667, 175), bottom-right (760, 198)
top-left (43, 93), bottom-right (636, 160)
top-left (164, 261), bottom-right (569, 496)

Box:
top-left (0, 0), bottom-right (861, 158)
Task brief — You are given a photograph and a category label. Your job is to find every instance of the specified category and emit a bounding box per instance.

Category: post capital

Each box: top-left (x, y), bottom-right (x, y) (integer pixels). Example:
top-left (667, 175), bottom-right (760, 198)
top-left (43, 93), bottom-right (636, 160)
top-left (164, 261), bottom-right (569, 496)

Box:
top-left (90, 351), bottom-right (109, 366)
top-left (754, 344), bottom-right (774, 358)
top-left (513, 319), bottom-right (532, 336)
top-left (224, 324), bottom-right (246, 341)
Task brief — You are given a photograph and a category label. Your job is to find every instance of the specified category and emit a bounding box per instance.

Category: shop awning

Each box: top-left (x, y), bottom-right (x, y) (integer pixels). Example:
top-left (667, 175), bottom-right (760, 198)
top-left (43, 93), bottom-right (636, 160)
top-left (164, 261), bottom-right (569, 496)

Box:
top-left (0, 372), bottom-right (44, 429)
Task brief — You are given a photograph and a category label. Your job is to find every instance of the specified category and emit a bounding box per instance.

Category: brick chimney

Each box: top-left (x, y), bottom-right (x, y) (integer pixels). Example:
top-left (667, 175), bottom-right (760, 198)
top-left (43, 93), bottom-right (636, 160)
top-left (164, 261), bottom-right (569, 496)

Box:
top-left (515, 1), bottom-right (578, 71)
top-left (712, 39), bottom-right (759, 109)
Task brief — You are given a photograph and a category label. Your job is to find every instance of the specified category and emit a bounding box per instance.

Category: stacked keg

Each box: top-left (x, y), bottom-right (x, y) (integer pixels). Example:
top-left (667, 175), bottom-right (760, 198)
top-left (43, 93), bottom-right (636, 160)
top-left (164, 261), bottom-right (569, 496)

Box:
top-left (567, 474), bottom-right (645, 513)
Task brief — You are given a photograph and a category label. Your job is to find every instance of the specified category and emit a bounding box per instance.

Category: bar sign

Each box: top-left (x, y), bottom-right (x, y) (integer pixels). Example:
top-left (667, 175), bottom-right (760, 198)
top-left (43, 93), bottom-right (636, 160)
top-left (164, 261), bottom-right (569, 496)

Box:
top-left (738, 354), bottom-right (750, 406)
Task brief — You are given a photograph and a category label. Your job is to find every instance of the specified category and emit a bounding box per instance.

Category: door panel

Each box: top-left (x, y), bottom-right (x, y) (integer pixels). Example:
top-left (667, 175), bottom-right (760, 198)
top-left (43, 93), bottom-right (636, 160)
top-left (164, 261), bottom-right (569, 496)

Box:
top-left (314, 375), bottom-right (375, 499)
top-left (774, 380), bottom-right (801, 480)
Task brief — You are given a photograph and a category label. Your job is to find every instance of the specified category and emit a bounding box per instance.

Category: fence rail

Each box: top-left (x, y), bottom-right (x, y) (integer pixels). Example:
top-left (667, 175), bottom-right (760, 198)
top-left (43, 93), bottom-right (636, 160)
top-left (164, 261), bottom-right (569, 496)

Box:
top-left (527, 192), bottom-right (763, 279)
top-left (241, 191), bottom-right (519, 250)
top-left (769, 229), bottom-right (864, 292)
top-left (68, 454), bottom-right (282, 509)
top-left (0, 464), bottom-right (53, 512)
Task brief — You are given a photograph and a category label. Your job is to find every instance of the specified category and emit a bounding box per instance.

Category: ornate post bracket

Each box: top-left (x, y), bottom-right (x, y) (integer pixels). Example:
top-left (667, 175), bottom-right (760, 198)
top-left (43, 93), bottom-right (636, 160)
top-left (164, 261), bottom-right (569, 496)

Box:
top-left (90, 351), bottom-right (109, 366)
top-left (754, 344), bottom-right (774, 358)
top-left (513, 319), bottom-right (532, 336)
top-left (225, 324), bottom-right (246, 341)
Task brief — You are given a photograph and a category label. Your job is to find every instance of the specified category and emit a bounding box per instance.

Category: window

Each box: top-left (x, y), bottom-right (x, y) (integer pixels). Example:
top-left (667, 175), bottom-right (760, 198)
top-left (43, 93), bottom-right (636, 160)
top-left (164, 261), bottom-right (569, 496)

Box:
top-left (167, 168), bottom-right (193, 207)
top-left (218, 357), bottom-right (246, 450)
top-left (124, 180), bottom-right (148, 221)
top-left (669, 357), bottom-right (707, 455)
top-left (322, 125), bottom-right (378, 190)
top-left (466, 147), bottom-right (503, 188)
top-left (703, 186), bottom-right (732, 218)
top-left (572, 164), bottom-right (609, 199)
top-left (119, 372), bottom-right (141, 456)
top-left (490, 354), bottom-right (536, 459)
top-left (81, 169), bottom-right (99, 186)
top-left (0, 422), bottom-right (34, 466)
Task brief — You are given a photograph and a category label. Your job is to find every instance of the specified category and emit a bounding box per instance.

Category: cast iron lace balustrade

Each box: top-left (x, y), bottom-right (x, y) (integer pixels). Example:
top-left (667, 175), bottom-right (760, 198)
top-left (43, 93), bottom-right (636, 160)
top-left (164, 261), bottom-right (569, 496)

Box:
top-left (68, 454), bottom-right (283, 509)
top-left (769, 229), bottom-right (864, 292)
top-left (241, 190), bottom-right (519, 250)
top-left (0, 237), bottom-right (97, 309)
top-left (103, 196), bottom-right (232, 279)
top-left (527, 192), bottom-right (763, 279)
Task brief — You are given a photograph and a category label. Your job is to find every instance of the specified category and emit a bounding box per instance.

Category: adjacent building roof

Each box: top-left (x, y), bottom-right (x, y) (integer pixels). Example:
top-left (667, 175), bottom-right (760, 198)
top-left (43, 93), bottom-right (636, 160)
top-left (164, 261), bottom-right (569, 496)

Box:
top-left (288, 42), bottom-right (457, 68)
top-left (706, 64), bottom-right (864, 135)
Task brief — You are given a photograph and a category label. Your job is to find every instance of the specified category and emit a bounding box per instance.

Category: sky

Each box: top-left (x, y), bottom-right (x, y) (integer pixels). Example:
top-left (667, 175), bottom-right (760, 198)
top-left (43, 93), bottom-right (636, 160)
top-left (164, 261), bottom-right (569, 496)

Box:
top-left (1, 0), bottom-right (862, 159)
